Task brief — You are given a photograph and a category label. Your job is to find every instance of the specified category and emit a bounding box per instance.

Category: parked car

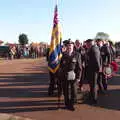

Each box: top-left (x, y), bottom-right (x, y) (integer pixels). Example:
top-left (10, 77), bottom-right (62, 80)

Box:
top-left (0, 46), bottom-right (11, 58)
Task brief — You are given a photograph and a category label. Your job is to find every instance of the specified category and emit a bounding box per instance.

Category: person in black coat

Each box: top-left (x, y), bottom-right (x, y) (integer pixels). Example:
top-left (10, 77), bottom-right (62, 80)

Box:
top-left (86, 39), bottom-right (101, 104)
top-left (46, 47), bottom-right (57, 96)
top-left (59, 39), bottom-right (82, 110)
top-left (108, 41), bottom-right (116, 61)
top-left (99, 40), bottom-right (111, 92)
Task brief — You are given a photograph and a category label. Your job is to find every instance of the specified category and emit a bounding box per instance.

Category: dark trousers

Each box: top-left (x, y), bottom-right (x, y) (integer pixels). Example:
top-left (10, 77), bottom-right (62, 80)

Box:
top-left (97, 72), bottom-right (107, 91)
top-left (48, 71), bottom-right (56, 95)
top-left (89, 71), bottom-right (98, 101)
top-left (79, 66), bottom-right (86, 90)
top-left (63, 80), bottom-right (77, 106)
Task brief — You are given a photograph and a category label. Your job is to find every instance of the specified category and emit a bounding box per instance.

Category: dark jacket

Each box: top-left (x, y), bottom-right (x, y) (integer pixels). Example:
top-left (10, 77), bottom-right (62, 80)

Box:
top-left (59, 51), bottom-right (82, 80)
top-left (100, 44), bottom-right (111, 65)
top-left (74, 46), bottom-right (86, 65)
top-left (87, 45), bottom-right (101, 72)
top-left (109, 46), bottom-right (116, 61)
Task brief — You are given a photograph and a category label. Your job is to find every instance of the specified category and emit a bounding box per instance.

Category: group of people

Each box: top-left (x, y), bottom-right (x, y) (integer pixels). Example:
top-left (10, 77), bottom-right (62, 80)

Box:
top-left (8, 44), bottom-right (47, 59)
top-left (47, 38), bottom-right (116, 111)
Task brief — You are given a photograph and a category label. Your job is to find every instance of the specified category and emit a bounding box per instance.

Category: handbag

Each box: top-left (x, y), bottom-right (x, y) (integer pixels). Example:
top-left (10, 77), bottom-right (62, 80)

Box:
top-left (103, 65), bottom-right (113, 78)
top-left (67, 70), bottom-right (76, 80)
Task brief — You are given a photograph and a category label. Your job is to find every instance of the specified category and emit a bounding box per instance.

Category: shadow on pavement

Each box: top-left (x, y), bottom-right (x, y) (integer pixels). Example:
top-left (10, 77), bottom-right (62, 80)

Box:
top-left (81, 75), bottom-right (120, 111)
top-left (81, 89), bottom-right (120, 111)
top-left (96, 72), bottom-right (120, 110)
top-left (0, 70), bottom-right (62, 112)
top-left (1, 60), bottom-right (120, 113)
top-left (0, 107), bottom-right (59, 113)
top-left (0, 100), bottom-right (64, 113)
top-left (96, 89), bottom-right (120, 111)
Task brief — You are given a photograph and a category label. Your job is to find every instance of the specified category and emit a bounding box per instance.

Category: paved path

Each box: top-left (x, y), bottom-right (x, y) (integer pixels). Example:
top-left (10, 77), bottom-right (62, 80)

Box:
top-left (0, 58), bottom-right (120, 120)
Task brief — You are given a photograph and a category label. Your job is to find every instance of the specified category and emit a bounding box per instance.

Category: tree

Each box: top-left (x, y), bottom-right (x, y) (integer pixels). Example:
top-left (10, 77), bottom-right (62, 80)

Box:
top-left (95, 32), bottom-right (109, 40)
top-left (18, 33), bottom-right (29, 45)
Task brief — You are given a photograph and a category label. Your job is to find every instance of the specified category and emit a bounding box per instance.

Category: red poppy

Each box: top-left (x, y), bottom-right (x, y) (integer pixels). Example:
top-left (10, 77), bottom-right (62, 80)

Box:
top-left (111, 61), bottom-right (118, 72)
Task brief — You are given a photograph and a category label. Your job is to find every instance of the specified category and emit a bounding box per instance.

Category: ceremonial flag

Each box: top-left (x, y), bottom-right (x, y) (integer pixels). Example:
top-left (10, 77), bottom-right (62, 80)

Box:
top-left (48, 5), bottom-right (62, 73)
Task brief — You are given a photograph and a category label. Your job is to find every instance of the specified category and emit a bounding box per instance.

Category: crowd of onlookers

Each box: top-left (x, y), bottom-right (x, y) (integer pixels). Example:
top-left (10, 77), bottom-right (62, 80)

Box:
top-left (0, 43), bottom-right (48, 60)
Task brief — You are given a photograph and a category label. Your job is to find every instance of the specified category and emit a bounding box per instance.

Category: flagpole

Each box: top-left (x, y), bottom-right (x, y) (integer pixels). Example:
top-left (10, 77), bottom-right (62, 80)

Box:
top-left (54, 0), bottom-right (62, 109)
top-left (56, 0), bottom-right (58, 5)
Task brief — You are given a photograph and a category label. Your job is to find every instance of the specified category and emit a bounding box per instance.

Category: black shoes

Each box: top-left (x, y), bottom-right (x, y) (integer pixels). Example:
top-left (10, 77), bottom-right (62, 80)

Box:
top-left (98, 90), bottom-right (108, 95)
top-left (64, 104), bottom-right (75, 111)
top-left (48, 90), bottom-right (54, 96)
top-left (69, 105), bottom-right (75, 111)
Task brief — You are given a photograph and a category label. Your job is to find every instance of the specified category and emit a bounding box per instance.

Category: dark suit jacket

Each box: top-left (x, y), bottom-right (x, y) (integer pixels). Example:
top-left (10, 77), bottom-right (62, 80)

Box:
top-left (100, 44), bottom-right (111, 65)
top-left (87, 45), bottom-right (101, 72)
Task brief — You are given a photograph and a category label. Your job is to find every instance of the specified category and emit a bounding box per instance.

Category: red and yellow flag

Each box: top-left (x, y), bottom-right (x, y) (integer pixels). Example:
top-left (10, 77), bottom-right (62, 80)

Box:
top-left (48, 5), bottom-right (62, 73)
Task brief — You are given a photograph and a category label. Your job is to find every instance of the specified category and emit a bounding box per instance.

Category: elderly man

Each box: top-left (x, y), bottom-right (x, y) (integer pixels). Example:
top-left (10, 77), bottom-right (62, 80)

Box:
top-left (59, 39), bottom-right (82, 110)
top-left (86, 39), bottom-right (101, 104)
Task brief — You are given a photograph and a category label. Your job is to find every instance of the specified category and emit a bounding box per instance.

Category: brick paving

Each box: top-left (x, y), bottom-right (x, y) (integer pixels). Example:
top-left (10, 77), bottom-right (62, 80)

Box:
top-left (0, 58), bottom-right (120, 120)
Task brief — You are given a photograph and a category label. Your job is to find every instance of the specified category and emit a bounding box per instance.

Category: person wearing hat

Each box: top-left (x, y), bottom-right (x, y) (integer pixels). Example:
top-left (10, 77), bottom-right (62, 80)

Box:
top-left (86, 39), bottom-right (101, 104)
top-left (98, 39), bottom-right (111, 93)
top-left (63, 40), bottom-right (69, 46)
top-left (61, 40), bottom-right (68, 53)
top-left (59, 39), bottom-right (82, 110)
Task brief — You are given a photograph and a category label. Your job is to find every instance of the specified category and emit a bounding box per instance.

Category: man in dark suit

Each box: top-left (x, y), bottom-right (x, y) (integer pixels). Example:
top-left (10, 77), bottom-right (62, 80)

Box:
top-left (86, 39), bottom-right (101, 104)
top-left (96, 39), bottom-right (111, 93)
